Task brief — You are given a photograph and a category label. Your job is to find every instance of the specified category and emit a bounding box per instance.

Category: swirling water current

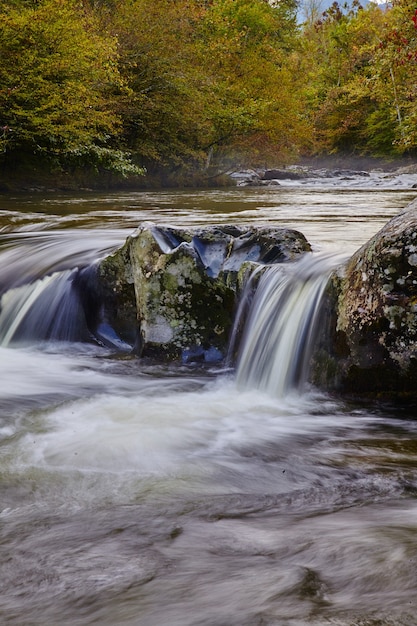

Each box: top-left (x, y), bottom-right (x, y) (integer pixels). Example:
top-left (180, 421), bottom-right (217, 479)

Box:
top-left (1, 174), bottom-right (417, 625)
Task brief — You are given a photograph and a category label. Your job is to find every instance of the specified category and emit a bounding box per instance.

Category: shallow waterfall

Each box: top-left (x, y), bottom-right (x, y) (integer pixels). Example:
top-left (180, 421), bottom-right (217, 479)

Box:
top-left (0, 269), bottom-right (88, 346)
top-left (235, 253), bottom-right (342, 397)
top-left (0, 230), bottom-right (123, 348)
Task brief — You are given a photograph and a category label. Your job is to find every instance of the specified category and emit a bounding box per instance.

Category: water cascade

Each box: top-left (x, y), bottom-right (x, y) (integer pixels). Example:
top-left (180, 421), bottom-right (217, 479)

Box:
top-left (0, 270), bottom-right (88, 346)
top-left (235, 253), bottom-right (344, 397)
top-left (0, 231), bottom-right (122, 348)
top-left (0, 233), bottom-right (345, 386)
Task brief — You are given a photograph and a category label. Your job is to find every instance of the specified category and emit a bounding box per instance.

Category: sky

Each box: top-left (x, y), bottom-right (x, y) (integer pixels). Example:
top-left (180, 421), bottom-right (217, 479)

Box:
top-left (298, 0), bottom-right (388, 22)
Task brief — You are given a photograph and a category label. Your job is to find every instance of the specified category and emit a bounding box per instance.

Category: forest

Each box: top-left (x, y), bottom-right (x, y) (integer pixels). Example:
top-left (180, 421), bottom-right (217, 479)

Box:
top-left (1, 0), bottom-right (416, 188)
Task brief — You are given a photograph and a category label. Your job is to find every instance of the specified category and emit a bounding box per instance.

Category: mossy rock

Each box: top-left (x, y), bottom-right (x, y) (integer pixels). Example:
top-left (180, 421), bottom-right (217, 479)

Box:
top-left (93, 222), bottom-right (311, 362)
top-left (310, 199), bottom-right (417, 398)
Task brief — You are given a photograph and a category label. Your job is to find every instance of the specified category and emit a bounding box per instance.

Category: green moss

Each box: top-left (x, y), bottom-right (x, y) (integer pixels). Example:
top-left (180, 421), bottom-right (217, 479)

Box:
top-left (96, 222), bottom-right (312, 362)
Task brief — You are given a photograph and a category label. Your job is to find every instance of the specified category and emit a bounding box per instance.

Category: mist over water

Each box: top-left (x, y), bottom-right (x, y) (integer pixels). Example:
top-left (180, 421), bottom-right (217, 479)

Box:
top-left (1, 176), bottom-right (417, 625)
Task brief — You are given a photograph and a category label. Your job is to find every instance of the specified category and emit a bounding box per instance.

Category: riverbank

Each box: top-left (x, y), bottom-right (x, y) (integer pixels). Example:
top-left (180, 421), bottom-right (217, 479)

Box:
top-left (2, 155), bottom-right (417, 194)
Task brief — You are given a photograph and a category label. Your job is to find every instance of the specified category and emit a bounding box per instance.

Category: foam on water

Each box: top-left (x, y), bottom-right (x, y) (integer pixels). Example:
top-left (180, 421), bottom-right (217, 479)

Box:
top-left (0, 345), bottom-right (139, 399)
top-left (274, 169), bottom-right (417, 190)
top-left (10, 378), bottom-right (341, 477)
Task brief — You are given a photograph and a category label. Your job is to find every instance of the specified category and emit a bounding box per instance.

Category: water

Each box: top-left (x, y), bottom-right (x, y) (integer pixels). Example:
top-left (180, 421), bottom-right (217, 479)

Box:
top-left (1, 173), bottom-right (417, 625)
top-left (235, 253), bottom-right (342, 397)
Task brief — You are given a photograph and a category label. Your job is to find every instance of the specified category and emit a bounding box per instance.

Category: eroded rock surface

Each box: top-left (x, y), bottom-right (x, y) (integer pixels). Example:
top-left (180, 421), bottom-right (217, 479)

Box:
top-left (312, 200), bottom-right (417, 397)
top-left (92, 222), bottom-right (311, 361)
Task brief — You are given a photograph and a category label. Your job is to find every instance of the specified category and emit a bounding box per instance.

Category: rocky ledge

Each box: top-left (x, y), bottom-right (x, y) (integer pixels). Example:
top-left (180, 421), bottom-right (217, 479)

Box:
top-left (77, 223), bottom-right (311, 362)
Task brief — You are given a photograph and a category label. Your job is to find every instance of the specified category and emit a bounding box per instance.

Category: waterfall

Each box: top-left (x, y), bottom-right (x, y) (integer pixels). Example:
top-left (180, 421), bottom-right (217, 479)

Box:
top-left (0, 230), bottom-right (127, 349)
top-left (235, 253), bottom-right (341, 398)
top-left (0, 270), bottom-right (88, 346)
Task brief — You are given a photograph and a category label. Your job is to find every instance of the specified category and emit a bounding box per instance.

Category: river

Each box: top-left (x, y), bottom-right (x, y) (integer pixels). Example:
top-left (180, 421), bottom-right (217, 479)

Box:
top-left (1, 172), bottom-right (417, 625)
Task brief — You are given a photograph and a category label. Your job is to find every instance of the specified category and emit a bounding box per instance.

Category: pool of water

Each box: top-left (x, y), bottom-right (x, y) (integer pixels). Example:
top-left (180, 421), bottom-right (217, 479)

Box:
top-left (0, 176), bottom-right (417, 625)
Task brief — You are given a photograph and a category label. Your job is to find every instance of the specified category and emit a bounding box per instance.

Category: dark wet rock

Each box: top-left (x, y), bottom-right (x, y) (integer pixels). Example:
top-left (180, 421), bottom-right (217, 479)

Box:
top-left (229, 169), bottom-right (262, 187)
top-left (311, 199), bottom-right (417, 398)
top-left (93, 222), bottom-right (311, 362)
top-left (262, 169), bottom-right (306, 181)
top-left (331, 169), bottom-right (370, 178)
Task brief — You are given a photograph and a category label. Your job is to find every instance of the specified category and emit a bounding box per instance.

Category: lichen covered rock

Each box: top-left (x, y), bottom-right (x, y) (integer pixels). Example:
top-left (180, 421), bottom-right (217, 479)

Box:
top-left (94, 222), bottom-right (311, 362)
top-left (312, 200), bottom-right (417, 396)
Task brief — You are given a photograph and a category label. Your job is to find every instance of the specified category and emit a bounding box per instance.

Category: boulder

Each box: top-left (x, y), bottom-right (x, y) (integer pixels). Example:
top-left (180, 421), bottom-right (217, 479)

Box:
top-left (90, 222), bottom-right (311, 362)
top-left (229, 170), bottom-right (262, 186)
top-left (331, 169), bottom-right (370, 178)
top-left (311, 200), bottom-right (417, 397)
top-left (262, 168), bottom-right (306, 181)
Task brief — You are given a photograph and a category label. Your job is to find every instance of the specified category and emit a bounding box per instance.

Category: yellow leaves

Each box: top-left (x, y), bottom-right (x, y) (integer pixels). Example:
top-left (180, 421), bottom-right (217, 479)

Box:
top-left (0, 0), bottom-right (121, 155)
top-left (299, 1), bottom-right (417, 156)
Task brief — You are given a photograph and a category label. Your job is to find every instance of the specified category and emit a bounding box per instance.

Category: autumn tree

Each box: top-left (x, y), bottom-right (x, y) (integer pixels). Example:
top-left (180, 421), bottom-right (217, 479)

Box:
top-left (102, 0), bottom-right (308, 180)
top-left (106, 0), bottom-right (208, 176)
top-left (0, 0), bottom-right (139, 177)
top-left (194, 0), bottom-right (311, 171)
top-left (4, 0), bottom-right (417, 187)
top-left (369, 0), bottom-right (417, 154)
top-left (299, 1), bottom-right (384, 154)
top-left (300, 0), bottom-right (417, 158)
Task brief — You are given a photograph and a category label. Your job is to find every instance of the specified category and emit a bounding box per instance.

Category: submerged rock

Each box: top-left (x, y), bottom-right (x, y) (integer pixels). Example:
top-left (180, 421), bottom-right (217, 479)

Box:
top-left (93, 222), bottom-right (311, 362)
top-left (312, 199), bottom-right (417, 397)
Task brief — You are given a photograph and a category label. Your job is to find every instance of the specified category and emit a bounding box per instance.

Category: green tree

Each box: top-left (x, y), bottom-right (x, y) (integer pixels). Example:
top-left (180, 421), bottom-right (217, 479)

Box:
top-left (0, 0), bottom-right (139, 176)
top-left (300, 1), bottom-right (390, 155)
top-left (369, 0), bottom-right (417, 154)
top-left (195, 0), bottom-right (309, 171)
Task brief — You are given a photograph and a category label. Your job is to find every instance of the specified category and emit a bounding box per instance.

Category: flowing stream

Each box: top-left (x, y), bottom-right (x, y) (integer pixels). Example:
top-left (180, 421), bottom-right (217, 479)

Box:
top-left (1, 173), bottom-right (417, 625)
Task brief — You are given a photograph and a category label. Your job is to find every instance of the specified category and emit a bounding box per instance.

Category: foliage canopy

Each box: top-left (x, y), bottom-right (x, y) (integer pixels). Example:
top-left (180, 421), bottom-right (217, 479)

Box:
top-left (1, 0), bottom-right (417, 186)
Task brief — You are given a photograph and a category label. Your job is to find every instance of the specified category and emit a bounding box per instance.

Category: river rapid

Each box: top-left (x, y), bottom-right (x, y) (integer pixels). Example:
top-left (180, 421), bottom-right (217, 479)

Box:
top-left (1, 173), bottom-right (417, 625)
